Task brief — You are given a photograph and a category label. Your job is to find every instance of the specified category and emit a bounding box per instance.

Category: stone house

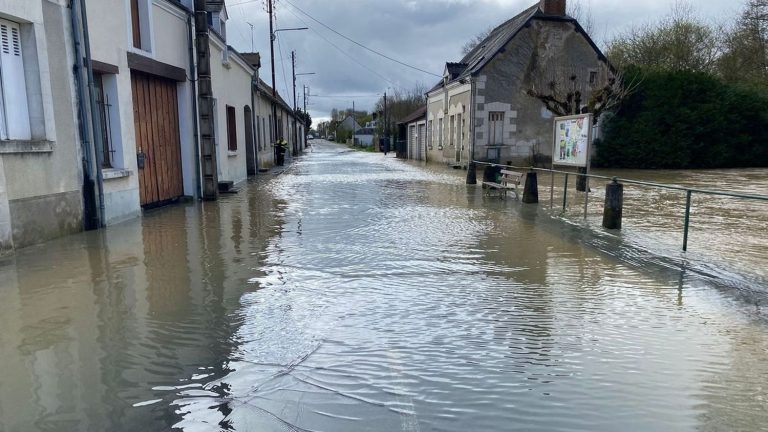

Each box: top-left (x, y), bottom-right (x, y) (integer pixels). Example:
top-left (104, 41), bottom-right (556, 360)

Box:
top-left (425, 0), bottom-right (609, 167)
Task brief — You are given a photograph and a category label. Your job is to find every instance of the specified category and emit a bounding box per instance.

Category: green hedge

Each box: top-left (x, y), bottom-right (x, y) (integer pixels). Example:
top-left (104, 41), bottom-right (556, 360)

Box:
top-left (594, 67), bottom-right (768, 169)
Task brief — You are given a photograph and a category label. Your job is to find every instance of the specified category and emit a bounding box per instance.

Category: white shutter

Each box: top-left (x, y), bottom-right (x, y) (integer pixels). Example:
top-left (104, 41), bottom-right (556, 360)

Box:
top-left (0, 19), bottom-right (31, 140)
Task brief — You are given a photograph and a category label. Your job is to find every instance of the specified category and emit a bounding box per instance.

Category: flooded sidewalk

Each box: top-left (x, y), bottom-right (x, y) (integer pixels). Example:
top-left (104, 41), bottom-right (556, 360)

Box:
top-left (1, 141), bottom-right (767, 431)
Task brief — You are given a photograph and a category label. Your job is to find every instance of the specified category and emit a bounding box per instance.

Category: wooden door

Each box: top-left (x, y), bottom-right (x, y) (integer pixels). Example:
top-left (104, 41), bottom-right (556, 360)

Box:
top-left (131, 72), bottom-right (184, 207)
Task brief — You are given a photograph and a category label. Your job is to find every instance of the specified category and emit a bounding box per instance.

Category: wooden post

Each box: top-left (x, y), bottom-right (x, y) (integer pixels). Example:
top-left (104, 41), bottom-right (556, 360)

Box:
top-left (602, 179), bottom-right (623, 229)
top-left (522, 171), bottom-right (538, 204)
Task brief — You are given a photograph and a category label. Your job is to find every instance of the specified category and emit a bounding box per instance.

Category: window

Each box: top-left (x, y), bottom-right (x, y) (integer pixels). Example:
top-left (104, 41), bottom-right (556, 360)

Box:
top-left (269, 115), bottom-right (273, 143)
top-left (427, 120), bottom-right (433, 149)
top-left (130, 0), bottom-right (152, 52)
top-left (438, 117), bottom-right (443, 149)
top-left (449, 115), bottom-right (455, 147)
top-left (94, 74), bottom-right (115, 167)
top-left (226, 105), bottom-right (237, 151)
top-left (589, 70), bottom-right (598, 86)
top-left (488, 111), bottom-right (504, 145)
top-left (457, 113), bottom-right (463, 148)
top-left (261, 117), bottom-right (266, 149)
top-left (0, 18), bottom-right (31, 140)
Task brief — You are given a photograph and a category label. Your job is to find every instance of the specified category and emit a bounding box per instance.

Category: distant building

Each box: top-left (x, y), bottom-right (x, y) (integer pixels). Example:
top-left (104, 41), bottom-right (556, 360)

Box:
top-left (354, 128), bottom-right (375, 147)
top-left (425, 0), bottom-right (609, 166)
top-left (338, 115), bottom-right (362, 133)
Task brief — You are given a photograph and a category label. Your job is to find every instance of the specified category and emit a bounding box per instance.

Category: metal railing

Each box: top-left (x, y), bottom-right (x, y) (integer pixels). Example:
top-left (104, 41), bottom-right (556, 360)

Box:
top-left (471, 161), bottom-right (768, 251)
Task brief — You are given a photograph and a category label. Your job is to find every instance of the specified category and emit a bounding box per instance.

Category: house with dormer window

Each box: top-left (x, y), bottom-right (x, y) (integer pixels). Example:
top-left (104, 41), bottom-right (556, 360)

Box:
top-left (425, 0), bottom-right (609, 167)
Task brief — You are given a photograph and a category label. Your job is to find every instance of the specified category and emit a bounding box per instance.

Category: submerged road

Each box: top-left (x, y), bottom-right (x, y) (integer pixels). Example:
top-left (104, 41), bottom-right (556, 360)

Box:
top-left (1, 140), bottom-right (767, 431)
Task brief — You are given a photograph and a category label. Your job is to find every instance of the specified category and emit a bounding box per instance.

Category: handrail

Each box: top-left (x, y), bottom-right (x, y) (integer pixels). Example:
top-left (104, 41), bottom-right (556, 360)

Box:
top-left (472, 161), bottom-right (768, 202)
top-left (471, 160), bottom-right (768, 251)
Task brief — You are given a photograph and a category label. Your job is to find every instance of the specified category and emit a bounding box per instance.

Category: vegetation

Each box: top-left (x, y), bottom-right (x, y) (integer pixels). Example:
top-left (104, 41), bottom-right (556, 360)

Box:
top-left (372, 84), bottom-right (426, 137)
top-left (593, 67), bottom-right (768, 168)
top-left (595, 0), bottom-right (768, 169)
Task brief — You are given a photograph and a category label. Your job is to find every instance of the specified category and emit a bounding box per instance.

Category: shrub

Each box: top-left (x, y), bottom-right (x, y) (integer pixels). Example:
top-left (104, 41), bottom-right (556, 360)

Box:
top-left (594, 67), bottom-right (768, 169)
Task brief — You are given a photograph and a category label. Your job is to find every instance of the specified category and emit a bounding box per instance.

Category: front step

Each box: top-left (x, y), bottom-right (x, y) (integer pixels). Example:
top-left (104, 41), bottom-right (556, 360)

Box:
top-left (218, 181), bottom-right (239, 194)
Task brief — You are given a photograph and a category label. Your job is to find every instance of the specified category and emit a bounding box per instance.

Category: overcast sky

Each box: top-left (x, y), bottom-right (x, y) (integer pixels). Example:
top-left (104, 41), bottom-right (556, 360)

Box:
top-left (224, 0), bottom-right (742, 125)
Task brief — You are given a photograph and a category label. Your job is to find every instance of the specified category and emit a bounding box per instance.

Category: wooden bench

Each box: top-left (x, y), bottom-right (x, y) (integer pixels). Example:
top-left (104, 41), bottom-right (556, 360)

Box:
top-left (482, 169), bottom-right (525, 200)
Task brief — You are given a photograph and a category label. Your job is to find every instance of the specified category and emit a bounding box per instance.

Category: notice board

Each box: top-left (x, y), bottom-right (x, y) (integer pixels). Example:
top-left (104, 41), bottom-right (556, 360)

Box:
top-left (552, 114), bottom-right (592, 167)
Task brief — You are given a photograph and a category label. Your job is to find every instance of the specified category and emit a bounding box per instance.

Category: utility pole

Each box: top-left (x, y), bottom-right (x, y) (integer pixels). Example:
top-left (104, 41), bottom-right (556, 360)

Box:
top-left (269, 0), bottom-right (279, 163)
top-left (292, 50), bottom-right (298, 155)
top-left (383, 91), bottom-right (388, 140)
top-left (303, 85), bottom-right (307, 113)
top-left (352, 100), bottom-right (356, 146)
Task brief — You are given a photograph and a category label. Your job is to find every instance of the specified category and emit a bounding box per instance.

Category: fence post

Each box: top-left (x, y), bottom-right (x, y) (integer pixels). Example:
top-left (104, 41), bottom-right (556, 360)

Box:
top-left (522, 170), bottom-right (538, 204)
top-left (602, 178), bottom-right (623, 230)
top-left (683, 190), bottom-right (692, 251)
top-left (562, 174), bottom-right (569, 211)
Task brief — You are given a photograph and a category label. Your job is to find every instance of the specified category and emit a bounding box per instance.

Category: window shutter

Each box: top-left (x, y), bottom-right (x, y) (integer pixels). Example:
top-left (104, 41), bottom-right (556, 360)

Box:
top-left (0, 19), bottom-right (31, 140)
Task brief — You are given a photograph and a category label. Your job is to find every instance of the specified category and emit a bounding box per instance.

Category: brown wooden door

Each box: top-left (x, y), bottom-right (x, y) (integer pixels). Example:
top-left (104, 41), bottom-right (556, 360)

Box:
top-left (131, 71), bottom-right (184, 207)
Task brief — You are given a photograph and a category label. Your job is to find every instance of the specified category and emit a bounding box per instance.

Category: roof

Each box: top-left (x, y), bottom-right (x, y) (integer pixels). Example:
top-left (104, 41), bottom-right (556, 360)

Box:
top-left (256, 78), bottom-right (293, 113)
top-left (398, 106), bottom-right (427, 125)
top-left (445, 62), bottom-right (468, 80)
top-left (205, 1), bottom-right (225, 12)
top-left (428, 2), bottom-right (606, 93)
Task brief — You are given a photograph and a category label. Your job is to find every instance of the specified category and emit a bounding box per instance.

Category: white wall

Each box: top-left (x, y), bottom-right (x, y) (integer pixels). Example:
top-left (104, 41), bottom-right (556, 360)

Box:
top-left (209, 36), bottom-right (253, 185)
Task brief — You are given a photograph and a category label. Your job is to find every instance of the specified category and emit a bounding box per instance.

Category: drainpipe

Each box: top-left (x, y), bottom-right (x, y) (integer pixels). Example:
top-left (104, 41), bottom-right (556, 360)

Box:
top-left (251, 67), bottom-right (261, 170)
top-left (466, 75), bottom-right (477, 184)
top-left (70, 0), bottom-right (104, 229)
top-left (187, 10), bottom-right (202, 199)
top-left (78, 0), bottom-right (106, 226)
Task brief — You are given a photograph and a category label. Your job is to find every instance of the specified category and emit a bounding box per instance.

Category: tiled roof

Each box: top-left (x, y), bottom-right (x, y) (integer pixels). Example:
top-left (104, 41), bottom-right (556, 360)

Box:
top-left (397, 106), bottom-right (427, 125)
top-left (428, 3), bottom-right (540, 93)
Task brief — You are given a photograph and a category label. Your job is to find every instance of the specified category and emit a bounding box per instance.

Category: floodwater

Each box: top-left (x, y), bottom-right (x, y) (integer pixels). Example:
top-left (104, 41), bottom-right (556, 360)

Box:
top-left (1, 140), bottom-right (767, 431)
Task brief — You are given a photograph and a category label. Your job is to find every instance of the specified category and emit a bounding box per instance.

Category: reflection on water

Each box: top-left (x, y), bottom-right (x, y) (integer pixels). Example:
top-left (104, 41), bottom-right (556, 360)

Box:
top-left (538, 168), bottom-right (768, 287)
top-left (1, 142), bottom-right (767, 431)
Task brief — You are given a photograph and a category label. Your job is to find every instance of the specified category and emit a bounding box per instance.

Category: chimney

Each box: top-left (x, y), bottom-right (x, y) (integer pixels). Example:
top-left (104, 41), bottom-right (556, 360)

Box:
top-left (539, 0), bottom-right (566, 16)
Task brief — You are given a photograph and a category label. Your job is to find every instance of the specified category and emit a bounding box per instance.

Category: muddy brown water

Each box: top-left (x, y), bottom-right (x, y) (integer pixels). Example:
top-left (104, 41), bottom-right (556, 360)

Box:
top-left (1, 141), bottom-right (767, 431)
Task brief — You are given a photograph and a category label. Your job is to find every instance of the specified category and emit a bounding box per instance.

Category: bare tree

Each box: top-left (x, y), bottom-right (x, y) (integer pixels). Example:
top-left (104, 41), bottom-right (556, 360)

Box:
top-left (567, 0), bottom-right (595, 35)
top-left (719, 0), bottom-right (768, 88)
top-left (461, 27), bottom-right (494, 56)
top-left (606, 1), bottom-right (723, 72)
top-left (526, 66), bottom-right (636, 124)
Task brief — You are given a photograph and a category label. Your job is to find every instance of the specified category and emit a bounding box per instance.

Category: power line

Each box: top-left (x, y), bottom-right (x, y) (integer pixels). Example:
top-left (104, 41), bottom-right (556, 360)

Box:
top-left (276, 30), bottom-right (291, 104)
top-left (281, 4), bottom-right (397, 86)
top-left (310, 94), bottom-right (381, 99)
top-left (281, 0), bottom-right (440, 77)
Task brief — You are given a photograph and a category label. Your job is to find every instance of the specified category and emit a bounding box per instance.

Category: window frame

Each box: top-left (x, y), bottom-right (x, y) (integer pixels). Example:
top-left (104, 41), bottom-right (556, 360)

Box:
top-left (226, 105), bottom-right (237, 152)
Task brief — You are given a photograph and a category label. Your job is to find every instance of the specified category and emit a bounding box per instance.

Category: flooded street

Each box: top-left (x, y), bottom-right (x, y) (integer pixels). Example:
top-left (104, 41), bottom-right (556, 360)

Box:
top-left (1, 141), bottom-right (768, 431)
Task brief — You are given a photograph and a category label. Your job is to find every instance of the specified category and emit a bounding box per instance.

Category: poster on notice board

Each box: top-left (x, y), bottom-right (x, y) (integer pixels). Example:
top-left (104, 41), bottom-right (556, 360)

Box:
top-left (552, 114), bottom-right (592, 167)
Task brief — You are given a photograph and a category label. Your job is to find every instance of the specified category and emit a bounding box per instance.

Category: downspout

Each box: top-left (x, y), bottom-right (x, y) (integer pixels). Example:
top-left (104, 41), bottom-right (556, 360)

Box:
top-left (79, 0), bottom-right (106, 226)
top-left (70, 0), bottom-right (103, 229)
top-left (187, 10), bottom-right (202, 198)
top-left (466, 75), bottom-right (477, 184)
top-left (251, 68), bottom-right (261, 170)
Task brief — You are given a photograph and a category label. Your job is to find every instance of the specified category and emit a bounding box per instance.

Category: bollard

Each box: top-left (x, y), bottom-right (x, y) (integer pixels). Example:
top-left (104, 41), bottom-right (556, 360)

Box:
top-left (576, 167), bottom-right (589, 192)
top-left (466, 162), bottom-right (477, 185)
top-left (522, 171), bottom-right (538, 203)
top-left (602, 178), bottom-right (624, 230)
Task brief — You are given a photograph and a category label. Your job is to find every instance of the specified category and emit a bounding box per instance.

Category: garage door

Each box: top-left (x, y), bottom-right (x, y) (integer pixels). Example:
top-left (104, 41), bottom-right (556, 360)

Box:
top-left (131, 71), bottom-right (184, 207)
